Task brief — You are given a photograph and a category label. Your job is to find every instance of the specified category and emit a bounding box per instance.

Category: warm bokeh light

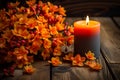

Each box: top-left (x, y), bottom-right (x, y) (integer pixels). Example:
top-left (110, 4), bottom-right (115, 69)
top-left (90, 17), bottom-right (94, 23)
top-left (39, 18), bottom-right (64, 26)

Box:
top-left (86, 16), bottom-right (89, 25)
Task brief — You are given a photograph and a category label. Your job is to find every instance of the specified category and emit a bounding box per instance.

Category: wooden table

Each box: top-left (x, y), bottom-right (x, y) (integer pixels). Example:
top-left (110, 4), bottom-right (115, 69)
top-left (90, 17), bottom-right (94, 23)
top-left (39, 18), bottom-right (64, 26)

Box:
top-left (1, 17), bottom-right (120, 80)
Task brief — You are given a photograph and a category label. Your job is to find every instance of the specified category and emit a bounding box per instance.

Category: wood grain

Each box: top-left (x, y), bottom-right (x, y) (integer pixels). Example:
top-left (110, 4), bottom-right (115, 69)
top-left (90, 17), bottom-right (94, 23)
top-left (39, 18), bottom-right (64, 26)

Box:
top-left (90, 17), bottom-right (120, 63)
top-left (1, 61), bottom-right (50, 80)
top-left (109, 63), bottom-right (120, 80)
top-left (91, 17), bottom-right (120, 80)
top-left (52, 54), bottom-right (113, 80)
top-left (113, 17), bottom-right (120, 27)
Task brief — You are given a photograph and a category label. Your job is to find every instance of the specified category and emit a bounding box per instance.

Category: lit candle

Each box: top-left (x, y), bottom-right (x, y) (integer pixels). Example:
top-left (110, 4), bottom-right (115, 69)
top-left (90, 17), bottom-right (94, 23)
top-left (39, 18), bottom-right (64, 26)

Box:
top-left (74, 16), bottom-right (100, 58)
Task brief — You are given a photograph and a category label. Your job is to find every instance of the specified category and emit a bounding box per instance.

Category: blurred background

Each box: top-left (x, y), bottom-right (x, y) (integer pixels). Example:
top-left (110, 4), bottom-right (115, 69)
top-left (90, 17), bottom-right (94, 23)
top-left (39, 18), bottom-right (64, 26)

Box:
top-left (0, 0), bottom-right (120, 17)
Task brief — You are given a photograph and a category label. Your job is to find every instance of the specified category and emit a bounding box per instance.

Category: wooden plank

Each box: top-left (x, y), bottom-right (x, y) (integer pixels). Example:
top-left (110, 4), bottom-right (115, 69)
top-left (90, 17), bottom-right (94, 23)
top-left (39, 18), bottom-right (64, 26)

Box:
top-left (113, 17), bottom-right (120, 27)
top-left (109, 63), bottom-right (120, 80)
top-left (92, 17), bottom-right (120, 80)
top-left (1, 61), bottom-right (50, 80)
top-left (91, 17), bottom-right (120, 63)
top-left (52, 54), bottom-right (113, 80)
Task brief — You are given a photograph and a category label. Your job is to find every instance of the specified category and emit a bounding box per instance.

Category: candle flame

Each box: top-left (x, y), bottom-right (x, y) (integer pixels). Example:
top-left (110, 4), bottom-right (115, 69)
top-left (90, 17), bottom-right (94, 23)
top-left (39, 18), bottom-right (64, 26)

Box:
top-left (86, 16), bottom-right (89, 25)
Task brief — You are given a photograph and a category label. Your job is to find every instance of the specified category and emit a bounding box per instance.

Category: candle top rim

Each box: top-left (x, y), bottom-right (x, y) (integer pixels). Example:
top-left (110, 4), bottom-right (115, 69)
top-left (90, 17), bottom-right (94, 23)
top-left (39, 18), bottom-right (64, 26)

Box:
top-left (74, 20), bottom-right (100, 28)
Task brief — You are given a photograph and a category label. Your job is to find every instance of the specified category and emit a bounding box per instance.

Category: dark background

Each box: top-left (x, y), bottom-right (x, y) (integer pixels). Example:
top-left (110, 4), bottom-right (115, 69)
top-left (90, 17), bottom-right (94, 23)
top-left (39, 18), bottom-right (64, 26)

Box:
top-left (0, 0), bottom-right (120, 17)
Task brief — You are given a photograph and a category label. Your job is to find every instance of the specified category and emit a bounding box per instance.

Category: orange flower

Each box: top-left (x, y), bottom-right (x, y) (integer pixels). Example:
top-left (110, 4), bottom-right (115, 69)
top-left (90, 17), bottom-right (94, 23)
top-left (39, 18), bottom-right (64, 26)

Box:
top-left (8, 1), bottom-right (20, 8)
top-left (48, 57), bottom-right (62, 66)
top-left (42, 4), bottom-right (49, 13)
top-left (0, 22), bottom-right (7, 31)
top-left (15, 14), bottom-right (23, 19)
top-left (0, 10), bottom-right (10, 30)
top-left (15, 55), bottom-right (28, 68)
top-left (72, 60), bottom-right (84, 66)
top-left (85, 51), bottom-right (96, 60)
top-left (71, 54), bottom-right (86, 66)
top-left (0, 38), bottom-right (6, 48)
top-left (67, 35), bottom-right (74, 45)
top-left (12, 23), bottom-right (30, 39)
top-left (43, 38), bottom-right (51, 49)
top-left (41, 28), bottom-right (51, 38)
top-left (38, 1), bottom-right (44, 7)
top-left (53, 46), bottom-right (62, 56)
top-left (52, 38), bottom-right (64, 47)
top-left (0, 0), bottom-right (75, 74)
top-left (13, 46), bottom-right (28, 60)
top-left (15, 46), bottom-right (28, 54)
top-left (58, 6), bottom-right (66, 16)
top-left (27, 56), bottom-right (34, 63)
top-left (56, 15), bottom-right (65, 23)
top-left (35, 23), bottom-right (45, 32)
top-left (41, 48), bottom-right (51, 60)
top-left (29, 40), bottom-right (42, 55)
top-left (26, 18), bottom-right (37, 29)
top-left (48, 2), bottom-right (58, 13)
top-left (92, 63), bottom-right (102, 70)
top-left (37, 16), bottom-right (47, 23)
top-left (73, 54), bottom-right (86, 62)
top-left (24, 65), bottom-right (36, 74)
top-left (68, 26), bottom-right (74, 34)
top-left (13, 46), bottom-right (28, 64)
top-left (26, 0), bottom-right (36, 6)
top-left (16, 6), bottom-right (26, 13)
top-left (63, 53), bottom-right (73, 61)
top-left (5, 51), bottom-right (14, 63)
top-left (55, 33), bottom-right (63, 39)
top-left (10, 15), bottom-right (17, 22)
top-left (49, 25), bottom-right (58, 35)
top-left (19, 17), bottom-right (28, 25)
top-left (85, 61), bottom-right (102, 70)
top-left (17, 63), bottom-right (24, 68)
top-left (85, 60), bottom-right (96, 67)
top-left (42, 3), bottom-right (50, 13)
top-left (55, 22), bottom-right (65, 31)
top-left (16, 54), bottom-right (34, 68)
top-left (2, 29), bottom-right (13, 42)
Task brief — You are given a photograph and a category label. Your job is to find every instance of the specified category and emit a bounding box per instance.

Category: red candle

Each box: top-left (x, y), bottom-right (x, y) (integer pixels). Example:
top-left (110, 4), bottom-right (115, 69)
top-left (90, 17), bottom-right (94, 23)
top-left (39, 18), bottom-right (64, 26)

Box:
top-left (74, 16), bottom-right (100, 58)
top-left (74, 16), bottom-right (100, 36)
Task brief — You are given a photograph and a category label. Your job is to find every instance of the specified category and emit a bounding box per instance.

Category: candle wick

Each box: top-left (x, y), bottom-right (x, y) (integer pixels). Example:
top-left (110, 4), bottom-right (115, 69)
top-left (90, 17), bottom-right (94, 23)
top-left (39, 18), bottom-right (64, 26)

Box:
top-left (87, 22), bottom-right (88, 25)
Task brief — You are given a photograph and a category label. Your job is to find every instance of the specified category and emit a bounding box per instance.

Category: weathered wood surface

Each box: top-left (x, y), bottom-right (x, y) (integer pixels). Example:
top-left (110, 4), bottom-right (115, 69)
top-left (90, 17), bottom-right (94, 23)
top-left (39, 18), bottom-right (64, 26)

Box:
top-left (52, 54), bottom-right (113, 80)
top-left (91, 17), bottom-right (120, 80)
top-left (109, 63), bottom-right (120, 80)
top-left (1, 61), bottom-right (50, 80)
top-left (91, 17), bottom-right (120, 63)
top-left (113, 17), bottom-right (120, 27)
top-left (1, 17), bottom-right (120, 80)
top-left (108, 17), bottom-right (120, 80)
